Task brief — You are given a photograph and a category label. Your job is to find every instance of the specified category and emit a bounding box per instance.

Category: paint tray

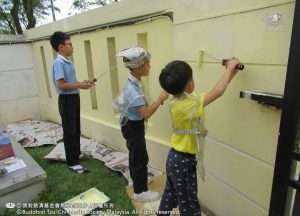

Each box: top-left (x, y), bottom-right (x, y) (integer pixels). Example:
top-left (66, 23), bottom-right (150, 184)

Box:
top-left (62, 187), bottom-right (110, 216)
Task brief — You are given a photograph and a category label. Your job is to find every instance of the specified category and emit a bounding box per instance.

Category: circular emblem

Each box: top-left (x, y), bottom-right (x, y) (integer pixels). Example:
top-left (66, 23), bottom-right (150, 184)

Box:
top-left (263, 13), bottom-right (287, 26)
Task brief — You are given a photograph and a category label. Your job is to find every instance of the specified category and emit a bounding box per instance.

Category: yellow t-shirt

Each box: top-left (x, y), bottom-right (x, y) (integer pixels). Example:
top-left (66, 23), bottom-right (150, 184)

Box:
top-left (170, 92), bottom-right (205, 154)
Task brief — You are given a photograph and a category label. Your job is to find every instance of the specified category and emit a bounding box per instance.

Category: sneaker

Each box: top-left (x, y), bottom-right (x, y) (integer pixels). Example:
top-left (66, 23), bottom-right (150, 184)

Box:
top-left (133, 190), bottom-right (160, 202)
top-left (128, 176), bottom-right (153, 187)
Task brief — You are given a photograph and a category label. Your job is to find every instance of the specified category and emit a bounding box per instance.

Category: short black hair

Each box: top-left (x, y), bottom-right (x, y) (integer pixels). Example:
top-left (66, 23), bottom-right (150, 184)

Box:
top-left (50, 31), bottom-right (70, 52)
top-left (123, 57), bottom-right (134, 71)
top-left (159, 60), bottom-right (193, 95)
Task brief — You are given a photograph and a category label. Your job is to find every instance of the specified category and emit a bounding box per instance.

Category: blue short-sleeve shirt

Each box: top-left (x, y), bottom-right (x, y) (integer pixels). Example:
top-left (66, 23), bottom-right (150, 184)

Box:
top-left (122, 74), bottom-right (146, 120)
top-left (52, 54), bottom-right (79, 95)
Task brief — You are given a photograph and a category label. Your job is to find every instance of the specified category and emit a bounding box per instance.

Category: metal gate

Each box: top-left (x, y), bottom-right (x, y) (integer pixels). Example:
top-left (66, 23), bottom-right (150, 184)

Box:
top-left (269, 0), bottom-right (300, 215)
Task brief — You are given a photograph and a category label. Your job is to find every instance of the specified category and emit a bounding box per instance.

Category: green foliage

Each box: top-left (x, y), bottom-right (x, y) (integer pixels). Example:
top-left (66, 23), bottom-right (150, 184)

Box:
top-left (2, 145), bottom-right (136, 216)
top-left (72, 0), bottom-right (119, 11)
top-left (0, 0), bottom-right (120, 34)
top-left (0, 0), bottom-right (15, 34)
top-left (0, 0), bottom-right (53, 34)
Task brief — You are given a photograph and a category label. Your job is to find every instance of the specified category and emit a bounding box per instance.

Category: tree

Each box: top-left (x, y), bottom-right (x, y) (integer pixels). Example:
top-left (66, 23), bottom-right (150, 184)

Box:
top-left (72, 0), bottom-right (120, 11)
top-left (0, 0), bottom-right (120, 34)
top-left (0, 0), bottom-right (53, 34)
top-left (0, 1), bottom-right (17, 34)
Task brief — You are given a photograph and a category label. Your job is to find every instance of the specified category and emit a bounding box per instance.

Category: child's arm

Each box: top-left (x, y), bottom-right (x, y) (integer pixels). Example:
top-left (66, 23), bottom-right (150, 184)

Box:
top-left (136, 91), bottom-right (169, 119)
top-left (56, 79), bottom-right (94, 90)
top-left (204, 58), bottom-right (240, 106)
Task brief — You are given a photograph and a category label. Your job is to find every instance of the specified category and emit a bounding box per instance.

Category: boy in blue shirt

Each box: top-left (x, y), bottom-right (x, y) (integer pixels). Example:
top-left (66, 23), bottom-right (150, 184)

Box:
top-left (50, 31), bottom-right (94, 173)
top-left (116, 46), bottom-right (168, 201)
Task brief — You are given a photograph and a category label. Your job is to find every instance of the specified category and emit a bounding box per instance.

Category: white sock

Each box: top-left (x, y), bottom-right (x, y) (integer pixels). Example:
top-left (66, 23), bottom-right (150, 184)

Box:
top-left (69, 165), bottom-right (84, 173)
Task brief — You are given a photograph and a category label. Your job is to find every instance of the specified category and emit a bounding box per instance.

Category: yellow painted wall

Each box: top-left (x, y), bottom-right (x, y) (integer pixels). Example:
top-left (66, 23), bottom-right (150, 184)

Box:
top-left (26, 0), bottom-right (296, 215)
top-left (172, 1), bottom-right (294, 215)
top-left (30, 16), bottom-right (174, 150)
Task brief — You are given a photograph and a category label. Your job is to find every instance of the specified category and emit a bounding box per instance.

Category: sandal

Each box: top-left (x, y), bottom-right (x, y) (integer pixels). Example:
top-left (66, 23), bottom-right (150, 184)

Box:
top-left (69, 165), bottom-right (90, 174)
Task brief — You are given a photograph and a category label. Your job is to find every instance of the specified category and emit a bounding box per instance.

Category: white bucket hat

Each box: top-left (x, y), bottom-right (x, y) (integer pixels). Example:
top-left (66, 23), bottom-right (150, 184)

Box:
top-left (116, 46), bottom-right (151, 69)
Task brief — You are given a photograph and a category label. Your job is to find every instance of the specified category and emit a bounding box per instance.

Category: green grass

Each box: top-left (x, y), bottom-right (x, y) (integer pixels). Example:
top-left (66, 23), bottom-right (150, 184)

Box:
top-left (2, 145), bottom-right (136, 216)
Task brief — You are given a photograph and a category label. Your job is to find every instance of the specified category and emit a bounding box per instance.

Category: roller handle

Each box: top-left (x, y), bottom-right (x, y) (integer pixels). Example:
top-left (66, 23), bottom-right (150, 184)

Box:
top-left (222, 59), bottom-right (244, 71)
top-left (87, 79), bottom-right (97, 85)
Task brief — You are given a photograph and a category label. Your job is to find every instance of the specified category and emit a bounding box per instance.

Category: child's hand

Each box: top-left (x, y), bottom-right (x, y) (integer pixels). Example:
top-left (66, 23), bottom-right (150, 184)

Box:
top-left (225, 58), bottom-right (240, 72)
top-left (159, 91), bottom-right (169, 105)
top-left (87, 80), bottom-right (96, 86)
top-left (80, 80), bottom-right (93, 89)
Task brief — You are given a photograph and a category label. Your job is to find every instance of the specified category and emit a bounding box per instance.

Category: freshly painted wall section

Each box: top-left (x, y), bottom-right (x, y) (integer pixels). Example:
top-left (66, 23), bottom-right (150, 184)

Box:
top-left (171, 0), bottom-right (294, 215)
top-left (29, 16), bottom-right (174, 151)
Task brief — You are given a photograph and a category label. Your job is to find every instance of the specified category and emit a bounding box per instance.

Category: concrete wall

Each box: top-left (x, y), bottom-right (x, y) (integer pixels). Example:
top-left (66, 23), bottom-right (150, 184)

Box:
top-left (0, 43), bottom-right (41, 125)
top-left (172, 0), bottom-right (294, 215)
top-left (24, 0), bottom-right (296, 215)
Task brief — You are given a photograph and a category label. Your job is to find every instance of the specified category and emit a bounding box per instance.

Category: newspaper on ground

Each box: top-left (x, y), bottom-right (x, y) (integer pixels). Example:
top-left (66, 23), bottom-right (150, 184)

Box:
top-left (81, 138), bottom-right (100, 156)
top-left (44, 137), bottom-right (92, 161)
top-left (92, 143), bottom-right (114, 162)
top-left (148, 166), bottom-right (163, 177)
top-left (105, 155), bottom-right (129, 172)
top-left (7, 119), bottom-right (163, 181)
top-left (44, 142), bottom-right (66, 161)
top-left (6, 120), bottom-right (63, 147)
top-left (45, 137), bottom-right (163, 180)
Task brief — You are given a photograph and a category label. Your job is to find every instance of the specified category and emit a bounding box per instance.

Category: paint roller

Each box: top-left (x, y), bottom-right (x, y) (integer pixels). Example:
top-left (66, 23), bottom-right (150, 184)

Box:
top-left (90, 65), bottom-right (117, 83)
top-left (199, 49), bottom-right (244, 70)
top-left (222, 59), bottom-right (244, 70)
